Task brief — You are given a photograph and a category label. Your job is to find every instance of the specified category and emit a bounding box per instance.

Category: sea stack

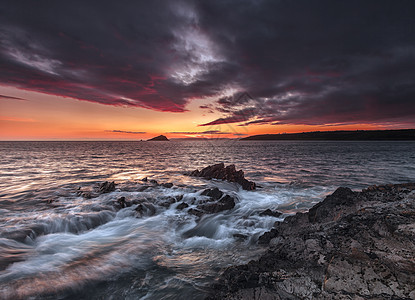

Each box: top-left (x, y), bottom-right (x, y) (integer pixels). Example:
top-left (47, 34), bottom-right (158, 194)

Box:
top-left (147, 135), bottom-right (169, 141)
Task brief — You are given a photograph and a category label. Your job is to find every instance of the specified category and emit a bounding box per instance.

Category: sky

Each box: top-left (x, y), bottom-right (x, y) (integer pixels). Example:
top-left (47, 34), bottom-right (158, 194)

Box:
top-left (1, 0), bottom-right (414, 140)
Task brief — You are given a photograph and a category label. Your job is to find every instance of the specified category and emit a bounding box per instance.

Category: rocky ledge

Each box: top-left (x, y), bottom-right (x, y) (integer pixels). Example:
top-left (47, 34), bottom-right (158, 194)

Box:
top-left (209, 183), bottom-right (415, 300)
top-left (186, 163), bottom-right (256, 191)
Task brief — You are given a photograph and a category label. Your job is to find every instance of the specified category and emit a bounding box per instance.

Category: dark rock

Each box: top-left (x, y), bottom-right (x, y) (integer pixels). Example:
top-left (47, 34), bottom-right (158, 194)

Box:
top-left (137, 186), bottom-right (149, 192)
top-left (186, 163), bottom-right (256, 190)
top-left (188, 208), bottom-right (204, 217)
top-left (79, 191), bottom-right (92, 199)
top-left (161, 182), bottom-right (173, 188)
top-left (158, 196), bottom-right (177, 208)
top-left (259, 209), bottom-right (282, 218)
top-left (149, 179), bottom-right (158, 185)
top-left (233, 233), bottom-right (248, 240)
top-left (117, 196), bottom-right (127, 208)
top-left (147, 135), bottom-right (169, 141)
top-left (211, 183), bottom-right (415, 299)
top-left (141, 177), bottom-right (148, 182)
top-left (95, 181), bottom-right (116, 194)
top-left (135, 202), bottom-right (156, 217)
top-left (175, 194), bottom-right (184, 201)
top-left (201, 187), bottom-right (223, 200)
top-left (308, 187), bottom-right (357, 223)
top-left (197, 195), bottom-right (236, 214)
top-left (176, 202), bottom-right (189, 210)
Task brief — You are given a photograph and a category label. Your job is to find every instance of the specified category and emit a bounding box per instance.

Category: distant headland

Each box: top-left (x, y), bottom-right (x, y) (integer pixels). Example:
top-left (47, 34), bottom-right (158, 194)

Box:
top-left (240, 129), bottom-right (415, 141)
top-left (147, 135), bottom-right (169, 141)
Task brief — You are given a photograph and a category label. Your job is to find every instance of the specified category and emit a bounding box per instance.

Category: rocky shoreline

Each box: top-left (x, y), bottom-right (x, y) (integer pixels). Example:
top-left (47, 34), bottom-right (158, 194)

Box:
top-left (209, 183), bottom-right (415, 299)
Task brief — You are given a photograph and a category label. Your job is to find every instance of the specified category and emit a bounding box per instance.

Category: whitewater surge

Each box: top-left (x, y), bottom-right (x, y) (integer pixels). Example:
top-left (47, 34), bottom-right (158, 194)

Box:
top-left (0, 178), bottom-right (301, 299)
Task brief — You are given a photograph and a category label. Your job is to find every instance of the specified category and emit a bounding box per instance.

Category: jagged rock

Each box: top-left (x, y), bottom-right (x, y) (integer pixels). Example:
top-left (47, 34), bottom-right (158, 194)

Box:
top-left (76, 181), bottom-right (116, 199)
top-left (198, 194), bottom-right (235, 214)
top-left (186, 163), bottom-right (256, 190)
top-left (210, 183), bottom-right (415, 299)
top-left (176, 202), bottom-right (189, 210)
top-left (259, 209), bottom-right (282, 218)
top-left (141, 177), bottom-right (148, 182)
top-left (95, 181), bottom-right (116, 194)
top-left (149, 179), bottom-right (158, 185)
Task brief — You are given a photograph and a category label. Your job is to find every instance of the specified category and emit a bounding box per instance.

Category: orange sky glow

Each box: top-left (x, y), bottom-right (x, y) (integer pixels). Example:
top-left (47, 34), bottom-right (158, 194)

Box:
top-left (0, 85), bottom-right (394, 141)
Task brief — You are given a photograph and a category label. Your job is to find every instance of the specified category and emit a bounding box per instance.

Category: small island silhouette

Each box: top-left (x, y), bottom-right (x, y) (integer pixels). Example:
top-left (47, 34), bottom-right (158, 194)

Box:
top-left (147, 135), bottom-right (169, 141)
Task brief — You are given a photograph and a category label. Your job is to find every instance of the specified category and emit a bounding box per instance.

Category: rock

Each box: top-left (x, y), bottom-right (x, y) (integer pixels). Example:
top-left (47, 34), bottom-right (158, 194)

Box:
top-left (210, 183), bottom-right (415, 299)
top-left (137, 186), bottom-right (149, 192)
top-left (161, 182), bottom-right (173, 188)
top-left (201, 187), bottom-right (223, 200)
top-left (76, 181), bottom-right (116, 199)
top-left (158, 196), bottom-right (177, 208)
top-left (147, 135), bottom-right (169, 141)
top-left (95, 181), bottom-right (116, 194)
top-left (149, 179), bottom-right (158, 185)
top-left (197, 195), bottom-right (236, 214)
top-left (233, 233), bottom-right (248, 240)
top-left (141, 177), bottom-right (148, 182)
top-left (116, 196), bottom-right (127, 209)
top-left (259, 209), bottom-right (282, 218)
top-left (188, 208), bottom-right (204, 217)
top-left (135, 202), bottom-right (156, 217)
top-left (186, 163), bottom-right (256, 190)
top-left (176, 202), bottom-right (189, 210)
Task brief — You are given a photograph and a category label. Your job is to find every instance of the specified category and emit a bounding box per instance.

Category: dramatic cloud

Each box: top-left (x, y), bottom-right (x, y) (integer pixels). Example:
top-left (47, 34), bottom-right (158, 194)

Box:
top-left (1, 0), bottom-right (415, 125)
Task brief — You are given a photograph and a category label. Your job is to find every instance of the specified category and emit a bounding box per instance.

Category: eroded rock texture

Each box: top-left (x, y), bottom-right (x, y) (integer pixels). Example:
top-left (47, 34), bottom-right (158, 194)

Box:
top-left (210, 183), bottom-right (415, 300)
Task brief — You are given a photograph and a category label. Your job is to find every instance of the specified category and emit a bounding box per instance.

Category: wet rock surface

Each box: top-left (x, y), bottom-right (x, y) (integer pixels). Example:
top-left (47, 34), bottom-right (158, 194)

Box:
top-left (209, 183), bottom-right (415, 300)
top-left (76, 181), bottom-right (116, 199)
top-left (186, 163), bottom-right (256, 190)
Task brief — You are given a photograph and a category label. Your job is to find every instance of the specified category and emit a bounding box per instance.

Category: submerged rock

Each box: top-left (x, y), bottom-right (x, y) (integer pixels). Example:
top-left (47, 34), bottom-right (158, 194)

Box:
top-left (161, 182), bottom-right (173, 188)
top-left (210, 183), bottom-right (415, 299)
top-left (259, 209), bottom-right (282, 218)
top-left (186, 163), bottom-right (256, 190)
top-left (176, 202), bottom-right (189, 210)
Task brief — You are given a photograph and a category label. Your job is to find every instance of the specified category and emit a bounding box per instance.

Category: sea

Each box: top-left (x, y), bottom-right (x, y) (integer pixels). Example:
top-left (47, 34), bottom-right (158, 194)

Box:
top-left (0, 140), bottom-right (414, 299)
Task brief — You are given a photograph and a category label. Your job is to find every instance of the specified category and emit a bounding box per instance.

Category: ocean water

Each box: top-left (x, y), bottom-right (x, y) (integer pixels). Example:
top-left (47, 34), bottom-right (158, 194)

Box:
top-left (0, 140), bottom-right (414, 299)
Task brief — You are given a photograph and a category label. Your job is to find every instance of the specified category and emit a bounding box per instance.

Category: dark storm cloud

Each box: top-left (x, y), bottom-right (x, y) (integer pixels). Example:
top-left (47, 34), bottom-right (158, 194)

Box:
top-left (1, 0), bottom-right (415, 124)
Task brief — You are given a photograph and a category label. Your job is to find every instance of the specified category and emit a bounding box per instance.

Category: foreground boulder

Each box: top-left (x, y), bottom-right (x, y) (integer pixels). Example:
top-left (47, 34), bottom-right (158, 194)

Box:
top-left (187, 163), bottom-right (256, 190)
top-left (210, 183), bottom-right (415, 299)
